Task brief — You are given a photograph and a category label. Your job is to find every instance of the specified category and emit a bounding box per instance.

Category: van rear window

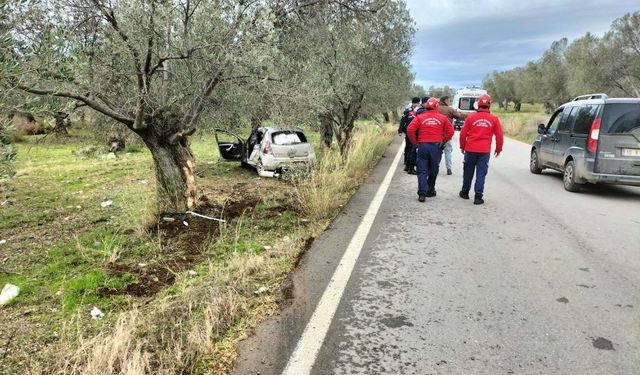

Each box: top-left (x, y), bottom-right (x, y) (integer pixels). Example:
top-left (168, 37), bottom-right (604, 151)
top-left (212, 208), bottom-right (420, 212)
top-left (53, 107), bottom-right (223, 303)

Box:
top-left (572, 105), bottom-right (599, 135)
top-left (272, 131), bottom-right (307, 145)
top-left (603, 103), bottom-right (640, 134)
top-left (458, 97), bottom-right (478, 111)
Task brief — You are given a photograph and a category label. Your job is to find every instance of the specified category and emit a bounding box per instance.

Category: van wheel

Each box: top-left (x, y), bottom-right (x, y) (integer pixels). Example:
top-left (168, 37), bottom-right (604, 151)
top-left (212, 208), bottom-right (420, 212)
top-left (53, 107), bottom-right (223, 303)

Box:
top-left (563, 160), bottom-right (582, 192)
top-left (530, 150), bottom-right (543, 174)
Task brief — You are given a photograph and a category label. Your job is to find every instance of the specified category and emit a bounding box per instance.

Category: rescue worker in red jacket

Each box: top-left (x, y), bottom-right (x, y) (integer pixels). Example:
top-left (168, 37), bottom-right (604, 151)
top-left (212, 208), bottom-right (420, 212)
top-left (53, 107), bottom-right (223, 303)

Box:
top-left (458, 93), bottom-right (504, 205)
top-left (407, 97), bottom-right (454, 202)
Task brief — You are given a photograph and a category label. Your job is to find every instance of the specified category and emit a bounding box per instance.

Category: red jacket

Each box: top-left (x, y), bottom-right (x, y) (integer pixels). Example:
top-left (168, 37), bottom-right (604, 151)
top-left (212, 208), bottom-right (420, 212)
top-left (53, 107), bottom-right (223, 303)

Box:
top-left (407, 109), bottom-right (454, 145)
top-left (460, 109), bottom-right (504, 154)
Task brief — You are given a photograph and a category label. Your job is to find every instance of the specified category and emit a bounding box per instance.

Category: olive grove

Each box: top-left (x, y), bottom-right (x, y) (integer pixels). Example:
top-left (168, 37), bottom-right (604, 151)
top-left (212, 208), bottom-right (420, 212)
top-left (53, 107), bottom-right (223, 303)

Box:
top-left (1, 0), bottom-right (415, 211)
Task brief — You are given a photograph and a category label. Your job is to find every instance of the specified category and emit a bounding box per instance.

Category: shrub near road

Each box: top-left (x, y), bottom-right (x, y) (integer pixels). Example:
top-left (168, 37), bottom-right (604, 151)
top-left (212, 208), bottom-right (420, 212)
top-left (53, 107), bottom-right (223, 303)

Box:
top-left (0, 123), bottom-right (394, 374)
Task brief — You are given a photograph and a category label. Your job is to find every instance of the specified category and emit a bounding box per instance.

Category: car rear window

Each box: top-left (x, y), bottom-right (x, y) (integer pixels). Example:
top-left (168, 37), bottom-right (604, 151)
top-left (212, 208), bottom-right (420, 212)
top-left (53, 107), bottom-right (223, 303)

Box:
top-left (572, 104), bottom-right (600, 135)
top-left (272, 131), bottom-right (307, 145)
top-left (602, 103), bottom-right (640, 134)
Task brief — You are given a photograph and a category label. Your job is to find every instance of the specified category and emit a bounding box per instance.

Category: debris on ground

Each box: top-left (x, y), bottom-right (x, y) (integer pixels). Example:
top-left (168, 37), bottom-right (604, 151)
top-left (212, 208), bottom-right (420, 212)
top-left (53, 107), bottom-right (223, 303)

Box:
top-left (182, 221), bottom-right (189, 227)
top-left (90, 306), bottom-right (104, 319)
top-left (0, 284), bottom-right (20, 306)
top-left (0, 240), bottom-right (6, 245)
top-left (263, 245), bottom-right (273, 251)
top-left (93, 240), bottom-right (102, 248)
top-left (186, 211), bottom-right (226, 223)
top-left (100, 200), bottom-right (113, 208)
top-left (138, 262), bottom-right (147, 268)
top-left (162, 217), bottom-right (175, 222)
top-left (254, 286), bottom-right (268, 296)
top-left (187, 270), bottom-right (197, 277)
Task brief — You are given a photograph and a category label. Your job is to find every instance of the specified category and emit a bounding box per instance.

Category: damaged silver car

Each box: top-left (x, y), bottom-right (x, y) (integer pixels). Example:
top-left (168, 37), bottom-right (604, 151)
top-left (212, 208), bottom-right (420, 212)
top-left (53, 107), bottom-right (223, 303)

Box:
top-left (214, 127), bottom-right (316, 178)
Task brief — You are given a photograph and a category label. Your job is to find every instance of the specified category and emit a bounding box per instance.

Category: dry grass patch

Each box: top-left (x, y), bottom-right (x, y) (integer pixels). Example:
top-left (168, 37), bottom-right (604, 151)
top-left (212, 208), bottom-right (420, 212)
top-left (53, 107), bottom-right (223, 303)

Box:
top-left (295, 124), bottom-right (394, 220)
top-left (33, 234), bottom-right (304, 375)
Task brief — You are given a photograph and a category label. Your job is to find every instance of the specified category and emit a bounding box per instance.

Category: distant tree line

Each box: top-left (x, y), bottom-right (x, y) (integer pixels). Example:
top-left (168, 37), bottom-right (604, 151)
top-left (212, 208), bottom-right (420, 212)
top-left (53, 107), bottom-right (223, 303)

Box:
top-left (483, 11), bottom-right (640, 113)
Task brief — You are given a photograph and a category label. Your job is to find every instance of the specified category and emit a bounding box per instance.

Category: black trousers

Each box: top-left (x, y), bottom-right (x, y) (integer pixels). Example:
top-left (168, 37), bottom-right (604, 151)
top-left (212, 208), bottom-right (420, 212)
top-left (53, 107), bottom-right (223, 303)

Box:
top-left (404, 137), bottom-right (416, 170)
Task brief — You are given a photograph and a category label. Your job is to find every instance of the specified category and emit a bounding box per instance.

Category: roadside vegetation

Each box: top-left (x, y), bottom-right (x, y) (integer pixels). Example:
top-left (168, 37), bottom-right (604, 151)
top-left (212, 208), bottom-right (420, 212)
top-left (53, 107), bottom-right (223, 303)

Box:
top-left (0, 121), bottom-right (394, 374)
top-left (492, 104), bottom-right (549, 144)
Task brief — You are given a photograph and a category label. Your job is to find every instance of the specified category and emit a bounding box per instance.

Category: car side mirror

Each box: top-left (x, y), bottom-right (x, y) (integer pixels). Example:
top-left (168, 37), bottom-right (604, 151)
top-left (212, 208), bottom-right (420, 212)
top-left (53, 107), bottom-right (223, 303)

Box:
top-left (537, 124), bottom-right (546, 134)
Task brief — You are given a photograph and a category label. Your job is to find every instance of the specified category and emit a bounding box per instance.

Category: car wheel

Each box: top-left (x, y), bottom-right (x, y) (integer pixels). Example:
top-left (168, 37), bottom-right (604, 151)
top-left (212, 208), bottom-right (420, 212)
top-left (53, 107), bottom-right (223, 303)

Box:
top-left (530, 149), bottom-right (543, 174)
top-left (563, 160), bottom-right (582, 192)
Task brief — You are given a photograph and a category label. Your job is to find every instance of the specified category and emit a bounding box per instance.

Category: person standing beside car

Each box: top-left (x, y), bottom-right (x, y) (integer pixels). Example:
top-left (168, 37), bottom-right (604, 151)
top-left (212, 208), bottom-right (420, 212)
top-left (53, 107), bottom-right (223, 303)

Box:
top-left (438, 95), bottom-right (468, 175)
top-left (398, 97), bottom-right (421, 174)
top-left (407, 97), bottom-right (454, 202)
top-left (458, 93), bottom-right (503, 205)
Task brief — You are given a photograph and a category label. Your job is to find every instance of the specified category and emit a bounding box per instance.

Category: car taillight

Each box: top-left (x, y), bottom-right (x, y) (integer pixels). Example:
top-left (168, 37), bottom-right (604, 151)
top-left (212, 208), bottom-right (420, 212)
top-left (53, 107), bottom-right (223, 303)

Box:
top-left (262, 141), bottom-right (272, 155)
top-left (587, 118), bottom-right (601, 153)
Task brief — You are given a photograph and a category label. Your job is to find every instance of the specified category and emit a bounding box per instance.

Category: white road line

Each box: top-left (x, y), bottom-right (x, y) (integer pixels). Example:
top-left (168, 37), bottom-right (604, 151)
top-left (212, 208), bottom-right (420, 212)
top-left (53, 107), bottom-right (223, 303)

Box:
top-left (282, 141), bottom-right (405, 375)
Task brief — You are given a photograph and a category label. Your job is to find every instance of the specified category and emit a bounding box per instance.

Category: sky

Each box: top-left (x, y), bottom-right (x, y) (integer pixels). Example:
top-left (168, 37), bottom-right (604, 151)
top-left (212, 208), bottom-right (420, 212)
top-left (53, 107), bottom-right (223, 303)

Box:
top-left (406, 0), bottom-right (640, 90)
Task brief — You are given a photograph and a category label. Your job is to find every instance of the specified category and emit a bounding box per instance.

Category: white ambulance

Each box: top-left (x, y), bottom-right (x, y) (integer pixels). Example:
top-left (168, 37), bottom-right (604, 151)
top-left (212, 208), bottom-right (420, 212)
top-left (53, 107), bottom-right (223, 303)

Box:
top-left (452, 86), bottom-right (487, 130)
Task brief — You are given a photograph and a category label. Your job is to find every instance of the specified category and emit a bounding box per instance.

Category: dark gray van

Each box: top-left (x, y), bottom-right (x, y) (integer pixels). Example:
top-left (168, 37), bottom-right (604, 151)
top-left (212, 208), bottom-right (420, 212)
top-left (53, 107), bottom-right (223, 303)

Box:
top-left (530, 93), bottom-right (640, 191)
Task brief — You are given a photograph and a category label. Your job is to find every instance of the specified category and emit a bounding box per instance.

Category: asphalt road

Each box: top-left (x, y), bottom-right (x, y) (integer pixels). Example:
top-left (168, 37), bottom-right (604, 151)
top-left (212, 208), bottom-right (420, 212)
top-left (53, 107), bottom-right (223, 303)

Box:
top-left (231, 135), bottom-right (640, 375)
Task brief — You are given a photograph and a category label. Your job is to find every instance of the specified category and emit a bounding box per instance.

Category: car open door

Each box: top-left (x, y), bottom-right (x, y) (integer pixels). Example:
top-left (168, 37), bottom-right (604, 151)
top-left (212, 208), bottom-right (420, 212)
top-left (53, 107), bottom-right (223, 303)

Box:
top-left (214, 129), bottom-right (244, 161)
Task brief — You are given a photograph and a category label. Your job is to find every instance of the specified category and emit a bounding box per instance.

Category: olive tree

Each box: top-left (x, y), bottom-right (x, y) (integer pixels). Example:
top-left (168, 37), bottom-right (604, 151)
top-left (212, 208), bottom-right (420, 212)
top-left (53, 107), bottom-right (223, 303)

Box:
top-left (310, 0), bottom-right (414, 154)
top-left (3, 0), bottom-right (387, 212)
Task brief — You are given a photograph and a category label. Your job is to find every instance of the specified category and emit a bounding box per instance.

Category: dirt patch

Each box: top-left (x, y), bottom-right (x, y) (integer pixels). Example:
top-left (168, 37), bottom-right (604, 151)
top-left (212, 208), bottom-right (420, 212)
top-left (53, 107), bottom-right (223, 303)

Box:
top-left (99, 186), bottom-right (267, 298)
top-left (278, 236), bottom-right (315, 304)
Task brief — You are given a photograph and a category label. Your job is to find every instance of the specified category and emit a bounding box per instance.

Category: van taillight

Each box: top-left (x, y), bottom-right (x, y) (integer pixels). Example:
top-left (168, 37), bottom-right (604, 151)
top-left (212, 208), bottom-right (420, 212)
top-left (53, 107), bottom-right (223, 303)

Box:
top-left (263, 141), bottom-right (272, 155)
top-left (587, 118), bottom-right (601, 153)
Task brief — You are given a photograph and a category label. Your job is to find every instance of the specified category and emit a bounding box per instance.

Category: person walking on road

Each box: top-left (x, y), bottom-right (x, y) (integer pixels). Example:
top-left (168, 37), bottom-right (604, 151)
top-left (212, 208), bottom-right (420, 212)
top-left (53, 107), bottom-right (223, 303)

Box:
top-left (407, 97), bottom-right (454, 202)
top-left (458, 93), bottom-right (504, 205)
top-left (398, 97), bottom-right (421, 174)
top-left (438, 95), bottom-right (467, 175)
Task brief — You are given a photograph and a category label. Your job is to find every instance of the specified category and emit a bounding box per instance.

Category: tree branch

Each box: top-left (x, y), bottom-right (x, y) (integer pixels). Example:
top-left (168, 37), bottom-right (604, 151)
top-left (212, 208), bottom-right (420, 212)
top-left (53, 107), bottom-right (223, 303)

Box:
top-left (16, 84), bottom-right (134, 127)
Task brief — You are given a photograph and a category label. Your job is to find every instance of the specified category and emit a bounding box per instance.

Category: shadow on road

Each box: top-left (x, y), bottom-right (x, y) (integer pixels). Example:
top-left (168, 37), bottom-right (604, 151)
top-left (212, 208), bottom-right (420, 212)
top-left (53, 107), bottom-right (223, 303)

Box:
top-left (539, 171), bottom-right (640, 200)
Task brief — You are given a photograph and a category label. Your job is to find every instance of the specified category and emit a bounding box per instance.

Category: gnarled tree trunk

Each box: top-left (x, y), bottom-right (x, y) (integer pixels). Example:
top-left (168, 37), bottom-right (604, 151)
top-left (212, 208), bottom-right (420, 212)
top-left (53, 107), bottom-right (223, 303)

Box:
top-left (142, 132), bottom-right (197, 213)
top-left (53, 112), bottom-right (70, 137)
top-left (320, 114), bottom-right (333, 148)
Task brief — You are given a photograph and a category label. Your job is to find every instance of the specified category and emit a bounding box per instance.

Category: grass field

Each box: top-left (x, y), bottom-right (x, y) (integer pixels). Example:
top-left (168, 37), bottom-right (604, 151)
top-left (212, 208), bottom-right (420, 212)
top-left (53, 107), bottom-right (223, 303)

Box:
top-left (0, 121), bottom-right (394, 374)
top-left (492, 103), bottom-right (550, 144)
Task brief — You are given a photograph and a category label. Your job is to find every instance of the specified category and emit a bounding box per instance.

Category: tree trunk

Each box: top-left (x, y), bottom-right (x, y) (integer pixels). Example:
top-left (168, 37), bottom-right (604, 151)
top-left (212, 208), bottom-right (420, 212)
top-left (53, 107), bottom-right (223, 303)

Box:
top-left (251, 115), bottom-right (262, 130)
top-left (338, 120), bottom-right (355, 156)
top-left (320, 114), bottom-right (333, 148)
top-left (382, 112), bottom-right (390, 123)
top-left (391, 110), bottom-right (399, 123)
top-left (142, 135), bottom-right (197, 213)
top-left (54, 112), bottom-right (69, 137)
top-left (514, 102), bottom-right (521, 112)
